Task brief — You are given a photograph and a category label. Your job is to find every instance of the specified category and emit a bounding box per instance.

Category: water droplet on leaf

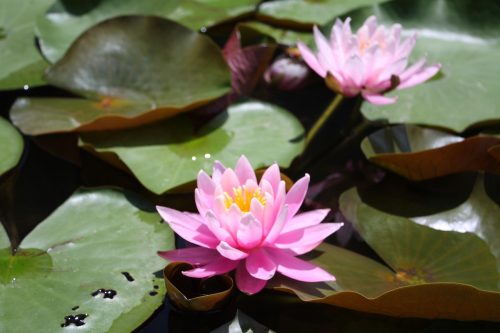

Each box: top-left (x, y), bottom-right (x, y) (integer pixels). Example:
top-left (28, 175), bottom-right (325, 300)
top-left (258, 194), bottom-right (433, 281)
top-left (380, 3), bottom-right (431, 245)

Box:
top-left (91, 288), bottom-right (117, 299)
top-left (61, 314), bottom-right (87, 327)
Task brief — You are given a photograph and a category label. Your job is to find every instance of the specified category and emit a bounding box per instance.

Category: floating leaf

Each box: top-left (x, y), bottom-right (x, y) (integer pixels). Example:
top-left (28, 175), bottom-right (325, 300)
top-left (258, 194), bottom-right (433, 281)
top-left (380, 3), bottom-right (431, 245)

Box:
top-left (412, 177), bottom-right (500, 274)
top-left (223, 28), bottom-right (277, 96)
top-left (269, 185), bottom-right (500, 320)
top-left (164, 262), bottom-right (234, 312)
top-left (238, 21), bottom-right (313, 46)
top-left (0, 0), bottom-right (52, 90)
top-left (12, 15), bottom-right (231, 135)
top-left (80, 100), bottom-right (305, 195)
top-left (36, 0), bottom-right (260, 63)
top-left (257, 0), bottom-right (390, 26)
top-left (0, 188), bottom-right (174, 332)
top-left (489, 143), bottom-right (500, 162)
top-left (0, 117), bottom-right (23, 176)
top-left (0, 224), bottom-right (9, 248)
top-left (361, 125), bottom-right (500, 180)
top-left (356, 0), bottom-right (500, 132)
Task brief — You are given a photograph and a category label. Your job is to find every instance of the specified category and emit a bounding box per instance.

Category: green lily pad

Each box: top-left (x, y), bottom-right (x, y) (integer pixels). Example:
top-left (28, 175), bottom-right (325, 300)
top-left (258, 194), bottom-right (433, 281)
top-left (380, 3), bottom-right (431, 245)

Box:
top-left (0, 224), bottom-right (9, 248)
top-left (361, 125), bottom-right (500, 180)
top-left (36, 0), bottom-right (260, 63)
top-left (12, 15), bottom-right (231, 134)
top-left (356, 0), bottom-right (500, 132)
top-left (0, 188), bottom-right (174, 332)
top-left (0, 0), bottom-right (52, 90)
top-left (80, 100), bottom-right (305, 195)
top-left (274, 246), bottom-right (500, 321)
top-left (411, 177), bottom-right (500, 275)
top-left (270, 184), bottom-right (500, 320)
top-left (238, 21), bottom-right (313, 46)
top-left (0, 117), bottom-right (24, 176)
top-left (257, 0), bottom-right (390, 27)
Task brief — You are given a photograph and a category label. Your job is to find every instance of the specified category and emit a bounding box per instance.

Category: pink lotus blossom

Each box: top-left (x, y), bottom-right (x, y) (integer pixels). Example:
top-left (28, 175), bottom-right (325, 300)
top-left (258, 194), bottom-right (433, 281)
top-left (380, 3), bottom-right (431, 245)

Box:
top-left (157, 156), bottom-right (342, 294)
top-left (298, 16), bottom-right (441, 105)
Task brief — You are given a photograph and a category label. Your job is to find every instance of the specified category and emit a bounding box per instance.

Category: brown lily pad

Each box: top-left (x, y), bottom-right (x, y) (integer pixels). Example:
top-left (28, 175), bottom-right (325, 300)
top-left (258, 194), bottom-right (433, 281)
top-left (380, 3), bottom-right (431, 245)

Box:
top-left (163, 262), bottom-right (234, 312)
top-left (361, 125), bottom-right (500, 181)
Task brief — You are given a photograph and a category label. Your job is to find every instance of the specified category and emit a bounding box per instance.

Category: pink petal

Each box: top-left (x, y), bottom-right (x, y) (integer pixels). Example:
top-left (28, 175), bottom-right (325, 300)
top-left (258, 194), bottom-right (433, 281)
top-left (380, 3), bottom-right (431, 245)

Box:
top-left (284, 174), bottom-right (310, 219)
top-left (396, 34), bottom-right (417, 59)
top-left (158, 247), bottom-right (219, 265)
top-left (259, 163), bottom-right (281, 194)
top-left (331, 19), bottom-right (346, 62)
top-left (397, 63), bottom-right (441, 90)
top-left (268, 249), bottom-right (335, 282)
top-left (213, 198), bottom-right (242, 236)
top-left (212, 161), bottom-right (226, 183)
top-left (234, 155), bottom-right (257, 184)
top-left (245, 248), bottom-right (276, 280)
top-left (380, 57), bottom-right (408, 80)
top-left (362, 92), bottom-right (398, 105)
top-left (362, 16), bottom-right (378, 36)
top-left (195, 189), bottom-right (210, 217)
top-left (221, 168), bottom-right (241, 193)
top-left (236, 214), bottom-right (263, 249)
top-left (398, 58), bottom-right (426, 82)
top-left (235, 262), bottom-right (267, 294)
top-left (264, 204), bottom-right (288, 244)
top-left (344, 55), bottom-right (364, 88)
top-left (157, 206), bottom-right (217, 248)
top-left (313, 26), bottom-right (337, 75)
top-left (281, 208), bottom-right (330, 233)
top-left (298, 43), bottom-right (327, 78)
top-left (274, 223), bottom-right (343, 249)
top-left (262, 191), bottom-right (277, 235)
top-left (260, 179), bottom-right (275, 198)
top-left (216, 241), bottom-right (248, 260)
top-left (182, 256), bottom-right (239, 278)
top-left (205, 211), bottom-right (236, 246)
top-left (250, 197), bottom-right (265, 224)
top-left (197, 170), bottom-right (215, 195)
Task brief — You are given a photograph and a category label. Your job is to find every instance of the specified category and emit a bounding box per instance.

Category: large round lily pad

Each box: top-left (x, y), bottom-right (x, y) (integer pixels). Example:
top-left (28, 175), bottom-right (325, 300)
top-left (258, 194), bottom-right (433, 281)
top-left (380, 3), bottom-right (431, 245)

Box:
top-left (0, 0), bottom-right (52, 90)
top-left (357, 0), bottom-right (500, 132)
top-left (257, 0), bottom-right (390, 27)
top-left (12, 15), bottom-right (231, 134)
top-left (412, 177), bottom-right (500, 275)
top-left (80, 100), bottom-right (305, 195)
top-left (0, 188), bottom-right (174, 332)
top-left (361, 125), bottom-right (500, 180)
top-left (0, 117), bottom-right (24, 176)
top-left (269, 184), bottom-right (500, 320)
top-left (36, 0), bottom-right (260, 63)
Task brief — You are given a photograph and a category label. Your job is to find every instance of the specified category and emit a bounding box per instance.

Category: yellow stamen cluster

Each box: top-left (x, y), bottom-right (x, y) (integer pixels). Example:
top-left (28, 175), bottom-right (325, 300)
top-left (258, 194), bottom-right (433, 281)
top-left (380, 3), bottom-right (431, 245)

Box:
top-left (223, 186), bottom-right (266, 212)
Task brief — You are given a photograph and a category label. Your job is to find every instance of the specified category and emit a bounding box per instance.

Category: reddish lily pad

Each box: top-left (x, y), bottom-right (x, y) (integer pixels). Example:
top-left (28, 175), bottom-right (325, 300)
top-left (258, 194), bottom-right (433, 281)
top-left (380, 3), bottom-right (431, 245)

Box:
top-left (361, 125), bottom-right (500, 180)
top-left (12, 15), bottom-right (231, 135)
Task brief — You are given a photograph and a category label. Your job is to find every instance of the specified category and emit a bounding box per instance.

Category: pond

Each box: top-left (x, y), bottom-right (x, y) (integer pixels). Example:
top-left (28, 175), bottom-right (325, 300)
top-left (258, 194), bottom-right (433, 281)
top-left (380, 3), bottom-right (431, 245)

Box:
top-left (0, 0), bottom-right (499, 332)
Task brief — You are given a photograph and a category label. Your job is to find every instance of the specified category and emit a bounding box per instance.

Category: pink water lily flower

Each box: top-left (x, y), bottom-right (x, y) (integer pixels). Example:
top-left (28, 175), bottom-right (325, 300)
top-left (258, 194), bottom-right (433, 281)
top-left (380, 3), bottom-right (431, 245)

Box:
top-left (298, 16), bottom-right (441, 105)
top-left (157, 156), bottom-right (342, 294)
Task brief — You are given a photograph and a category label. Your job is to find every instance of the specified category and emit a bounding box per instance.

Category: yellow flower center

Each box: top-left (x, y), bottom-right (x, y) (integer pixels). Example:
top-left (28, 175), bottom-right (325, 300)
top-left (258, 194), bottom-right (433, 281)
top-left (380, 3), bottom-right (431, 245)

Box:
top-left (223, 186), bottom-right (266, 212)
